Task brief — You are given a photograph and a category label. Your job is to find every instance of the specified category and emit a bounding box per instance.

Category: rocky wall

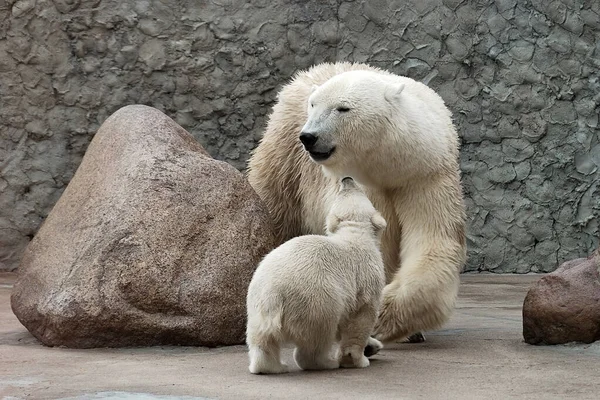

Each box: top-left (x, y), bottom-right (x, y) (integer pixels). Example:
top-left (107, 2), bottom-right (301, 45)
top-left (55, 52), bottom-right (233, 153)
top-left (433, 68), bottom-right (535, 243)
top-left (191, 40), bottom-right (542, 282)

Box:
top-left (1, 0), bottom-right (599, 272)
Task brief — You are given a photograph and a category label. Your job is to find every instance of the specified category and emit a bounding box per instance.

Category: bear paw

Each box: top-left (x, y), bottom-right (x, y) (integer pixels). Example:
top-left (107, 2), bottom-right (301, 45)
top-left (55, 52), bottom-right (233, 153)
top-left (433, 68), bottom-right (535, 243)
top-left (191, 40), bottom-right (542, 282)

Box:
top-left (249, 362), bottom-right (289, 375)
top-left (403, 332), bottom-right (426, 343)
top-left (364, 337), bottom-right (384, 357)
top-left (341, 354), bottom-right (370, 368)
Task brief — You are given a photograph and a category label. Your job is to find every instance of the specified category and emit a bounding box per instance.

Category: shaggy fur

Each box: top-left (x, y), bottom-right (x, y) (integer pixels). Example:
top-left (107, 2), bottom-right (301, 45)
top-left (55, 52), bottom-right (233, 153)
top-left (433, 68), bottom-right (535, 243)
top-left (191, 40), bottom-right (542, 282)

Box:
top-left (247, 62), bottom-right (467, 343)
top-left (246, 178), bottom-right (386, 374)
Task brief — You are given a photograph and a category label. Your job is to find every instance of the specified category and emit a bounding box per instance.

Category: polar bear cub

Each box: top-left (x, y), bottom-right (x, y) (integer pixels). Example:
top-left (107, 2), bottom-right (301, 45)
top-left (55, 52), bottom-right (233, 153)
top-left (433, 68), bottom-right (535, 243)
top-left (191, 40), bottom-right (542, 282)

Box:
top-left (246, 177), bottom-right (386, 374)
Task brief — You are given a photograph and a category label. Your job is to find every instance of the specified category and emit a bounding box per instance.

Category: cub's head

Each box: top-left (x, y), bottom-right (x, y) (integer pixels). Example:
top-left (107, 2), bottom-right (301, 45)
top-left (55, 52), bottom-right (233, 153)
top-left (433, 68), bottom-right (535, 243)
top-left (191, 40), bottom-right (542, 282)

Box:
top-left (325, 177), bottom-right (387, 236)
top-left (299, 70), bottom-right (404, 169)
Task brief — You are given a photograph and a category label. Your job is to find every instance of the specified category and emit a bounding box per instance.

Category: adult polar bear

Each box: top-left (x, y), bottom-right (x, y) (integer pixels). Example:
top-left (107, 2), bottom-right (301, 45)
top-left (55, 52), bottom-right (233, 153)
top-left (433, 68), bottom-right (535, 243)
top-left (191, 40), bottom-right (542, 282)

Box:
top-left (247, 62), bottom-right (467, 343)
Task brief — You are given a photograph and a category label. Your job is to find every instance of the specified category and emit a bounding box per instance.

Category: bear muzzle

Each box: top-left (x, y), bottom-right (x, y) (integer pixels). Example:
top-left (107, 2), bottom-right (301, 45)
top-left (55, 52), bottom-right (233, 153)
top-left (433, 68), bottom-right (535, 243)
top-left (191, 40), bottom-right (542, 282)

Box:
top-left (299, 132), bottom-right (336, 161)
top-left (299, 132), bottom-right (318, 147)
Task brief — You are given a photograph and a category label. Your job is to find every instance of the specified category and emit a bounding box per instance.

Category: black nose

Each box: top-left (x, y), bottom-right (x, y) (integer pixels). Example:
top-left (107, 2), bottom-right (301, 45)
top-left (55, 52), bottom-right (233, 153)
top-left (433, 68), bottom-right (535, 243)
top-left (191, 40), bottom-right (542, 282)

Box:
top-left (299, 132), bottom-right (318, 148)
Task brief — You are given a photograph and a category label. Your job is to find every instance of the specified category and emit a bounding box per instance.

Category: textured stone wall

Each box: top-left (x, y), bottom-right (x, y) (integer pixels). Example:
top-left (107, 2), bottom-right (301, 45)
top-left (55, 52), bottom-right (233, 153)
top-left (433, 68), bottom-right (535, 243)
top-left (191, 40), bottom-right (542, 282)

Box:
top-left (1, 0), bottom-right (598, 272)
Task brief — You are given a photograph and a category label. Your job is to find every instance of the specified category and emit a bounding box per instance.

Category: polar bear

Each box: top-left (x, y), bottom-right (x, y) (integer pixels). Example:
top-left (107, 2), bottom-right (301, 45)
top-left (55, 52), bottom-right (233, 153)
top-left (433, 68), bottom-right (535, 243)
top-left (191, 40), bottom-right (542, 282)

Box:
top-left (246, 177), bottom-right (386, 374)
top-left (247, 62), bottom-right (467, 344)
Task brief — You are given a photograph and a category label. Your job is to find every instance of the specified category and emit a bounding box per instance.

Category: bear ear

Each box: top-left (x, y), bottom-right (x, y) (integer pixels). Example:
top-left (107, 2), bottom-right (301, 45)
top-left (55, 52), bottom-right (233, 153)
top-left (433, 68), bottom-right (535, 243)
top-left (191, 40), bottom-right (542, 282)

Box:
top-left (340, 177), bottom-right (356, 190)
top-left (310, 84), bottom-right (319, 94)
top-left (371, 212), bottom-right (387, 232)
top-left (384, 82), bottom-right (405, 104)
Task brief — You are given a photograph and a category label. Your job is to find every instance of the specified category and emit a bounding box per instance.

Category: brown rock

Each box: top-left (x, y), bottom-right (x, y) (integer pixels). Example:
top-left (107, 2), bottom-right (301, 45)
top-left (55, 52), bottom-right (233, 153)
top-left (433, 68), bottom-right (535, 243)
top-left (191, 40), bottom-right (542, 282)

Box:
top-left (522, 248), bottom-right (600, 345)
top-left (10, 105), bottom-right (276, 348)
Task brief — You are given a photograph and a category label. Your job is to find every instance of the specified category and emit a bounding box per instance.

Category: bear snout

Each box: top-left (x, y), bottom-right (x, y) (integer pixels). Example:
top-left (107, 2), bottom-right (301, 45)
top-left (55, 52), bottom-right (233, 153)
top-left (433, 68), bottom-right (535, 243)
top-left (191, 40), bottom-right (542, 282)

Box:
top-left (299, 132), bottom-right (336, 161)
top-left (299, 132), bottom-right (318, 148)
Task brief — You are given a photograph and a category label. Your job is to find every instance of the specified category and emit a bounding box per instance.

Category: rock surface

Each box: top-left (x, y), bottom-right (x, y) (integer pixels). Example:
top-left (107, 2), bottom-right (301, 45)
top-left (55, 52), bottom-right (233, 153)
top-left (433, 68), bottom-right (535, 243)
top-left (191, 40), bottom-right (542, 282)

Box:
top-left (1, 0), bottom-right (599, 273)
top-left (10, 105), bottom-right (276, 348)
top-left (522, 248), bottom-right (600, 345)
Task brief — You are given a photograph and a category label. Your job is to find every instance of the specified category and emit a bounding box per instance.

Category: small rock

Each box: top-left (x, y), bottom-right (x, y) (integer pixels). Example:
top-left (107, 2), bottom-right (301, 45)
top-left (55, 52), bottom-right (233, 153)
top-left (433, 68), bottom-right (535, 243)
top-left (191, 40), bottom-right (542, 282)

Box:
top-left (508, 40), bottom-right (534, 62)
top-left (138, 19), bottom-right (165, 37)
top-left (494, 0), bottom-right (516, 14)
top-left (52, 0), bottom-right (81, 13)
top-left (546, 26), bottom-right (572, 54)
top-left (580, 9), bottom-right (600, 30)
top-left (311, 20), bottom-right (340, 45)
top-left (399, 58), bottom-right (431, 80)
top-left (523, 248), bottom-right (600, 345)
top-left (485, 164), bottom-right (516, 184)
top-left (548, 101), bottom-right (577, 125)
top-left (443, 0), bottom-right (465, 11)
top-left (562, 11), bottom-right (584, 35)
top-left (138, 39), bottom-right (166, 71)
top-left (446, 36), bottom-right (470, 61)
top-left (11, 105), bottom-right (276, 348)
top-left (12, 0), bottom-right (36, 17)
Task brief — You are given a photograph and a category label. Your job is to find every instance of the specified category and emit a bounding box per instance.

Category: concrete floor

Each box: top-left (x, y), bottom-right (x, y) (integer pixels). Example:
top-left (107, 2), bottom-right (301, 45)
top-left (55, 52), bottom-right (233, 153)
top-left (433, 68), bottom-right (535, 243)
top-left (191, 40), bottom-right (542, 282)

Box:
top-left (2, 272), bottom-right (599, 400)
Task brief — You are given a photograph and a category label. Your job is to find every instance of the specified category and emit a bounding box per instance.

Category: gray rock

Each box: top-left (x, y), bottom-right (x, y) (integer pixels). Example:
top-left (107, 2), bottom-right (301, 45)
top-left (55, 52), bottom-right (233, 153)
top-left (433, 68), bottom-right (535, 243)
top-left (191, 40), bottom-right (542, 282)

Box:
top-left (508, 225), bottom-right (535, 251)
top-left (10, 105), bottom-right (276, 348)
top-left (548, 101), bottom-right (577, 125)
top-left (546, 26), bottom-right (572, 53)
top-left (486, 164), bottom-right (516, 184)
top-left (12, 0), bottom-right (36, 17)
top-left (562, 11), bottom-right (584, 35)
top-left (443, 0), bottom-right (466, 11)
top-left (581, 9), bottom-right (600, 30)
top-left (508, 40), bottom-right (534, 61)
top-left (495, 0), bottom-right (517, 14)
top-left (446, 36), bottom-right (471, 61)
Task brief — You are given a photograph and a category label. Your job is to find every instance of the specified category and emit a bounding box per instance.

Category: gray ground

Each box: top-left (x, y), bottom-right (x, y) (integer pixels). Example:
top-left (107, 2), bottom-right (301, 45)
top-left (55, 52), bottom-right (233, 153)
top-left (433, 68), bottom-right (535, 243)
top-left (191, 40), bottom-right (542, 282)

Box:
top-left (2, 273), bottom-right (599, 400)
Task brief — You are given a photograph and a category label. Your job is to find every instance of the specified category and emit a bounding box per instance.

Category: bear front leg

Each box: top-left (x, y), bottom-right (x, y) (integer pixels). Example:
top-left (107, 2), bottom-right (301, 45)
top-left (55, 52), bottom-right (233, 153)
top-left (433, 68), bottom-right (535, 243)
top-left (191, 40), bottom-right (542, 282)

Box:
top-left (339, 304), bottom-right (380, 368)
top-left (374, 180), bottom-right (466, 343)
top-left (373, 233), bottom-right (465, 342)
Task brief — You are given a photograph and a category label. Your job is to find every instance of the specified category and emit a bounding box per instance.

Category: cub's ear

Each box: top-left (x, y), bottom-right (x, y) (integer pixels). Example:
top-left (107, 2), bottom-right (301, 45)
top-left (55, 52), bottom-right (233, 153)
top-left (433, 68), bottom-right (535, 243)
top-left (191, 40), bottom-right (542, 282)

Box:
top-left (326, 214), bottom-right (341, 234)
top-left (310, 84), bottom-right (319, 94)
top-left (384, 82), bottom-right (405, 103)
top-left (340, 176), bottom-right (357, 190)
top-left (371, 212), bottom-right (387, 232)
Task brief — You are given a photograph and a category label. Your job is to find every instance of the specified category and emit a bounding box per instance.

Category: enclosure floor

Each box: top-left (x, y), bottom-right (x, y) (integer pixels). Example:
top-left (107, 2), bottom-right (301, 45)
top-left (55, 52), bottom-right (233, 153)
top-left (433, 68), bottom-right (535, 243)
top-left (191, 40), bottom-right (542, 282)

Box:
top-left (2, 272), bottom-right (598, 400)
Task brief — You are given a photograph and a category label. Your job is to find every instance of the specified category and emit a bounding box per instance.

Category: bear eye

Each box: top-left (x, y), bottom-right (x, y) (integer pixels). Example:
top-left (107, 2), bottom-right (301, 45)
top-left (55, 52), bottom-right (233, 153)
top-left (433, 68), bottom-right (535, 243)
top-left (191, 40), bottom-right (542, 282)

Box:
top-left (310, 103), bottom-right (314, 108)
top-left (337, 106), bottom-right (350, 112)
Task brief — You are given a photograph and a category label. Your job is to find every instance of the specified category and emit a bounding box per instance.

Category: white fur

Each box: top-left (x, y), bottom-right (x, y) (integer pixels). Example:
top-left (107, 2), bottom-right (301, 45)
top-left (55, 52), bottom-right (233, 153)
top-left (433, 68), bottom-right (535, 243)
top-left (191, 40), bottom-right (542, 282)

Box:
top-left (302, 70), bottom-right (455, 187)
top-left (246, 178), bottom-right (386, 374)
top-left (247, 62), bottom-right (466, 343)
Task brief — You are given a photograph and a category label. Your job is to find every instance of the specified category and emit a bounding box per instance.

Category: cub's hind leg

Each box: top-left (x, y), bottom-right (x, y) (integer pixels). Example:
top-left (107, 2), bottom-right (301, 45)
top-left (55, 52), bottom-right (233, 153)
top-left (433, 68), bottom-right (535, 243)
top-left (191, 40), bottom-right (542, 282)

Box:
top-left (339, 304), bottom-right (380, 368)
top-left (293, 326), bottom-right (339, 371)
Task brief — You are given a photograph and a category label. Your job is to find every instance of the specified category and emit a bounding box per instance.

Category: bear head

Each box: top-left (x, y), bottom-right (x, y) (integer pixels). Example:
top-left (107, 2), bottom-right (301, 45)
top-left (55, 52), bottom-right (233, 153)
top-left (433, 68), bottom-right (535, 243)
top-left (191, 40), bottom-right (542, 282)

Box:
top-left (299, 70), bottom-right (405, 183)
top-left (325, 177), bottom-right (387, 236)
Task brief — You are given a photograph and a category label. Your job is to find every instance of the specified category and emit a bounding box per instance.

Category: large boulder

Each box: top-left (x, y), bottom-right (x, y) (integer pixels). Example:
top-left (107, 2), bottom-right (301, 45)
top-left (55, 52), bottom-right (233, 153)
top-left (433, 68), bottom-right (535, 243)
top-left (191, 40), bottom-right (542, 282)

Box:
top-left (522, 248), bottom-right (600, 345)
top-left (11, 105), bottom-right (276, 348)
